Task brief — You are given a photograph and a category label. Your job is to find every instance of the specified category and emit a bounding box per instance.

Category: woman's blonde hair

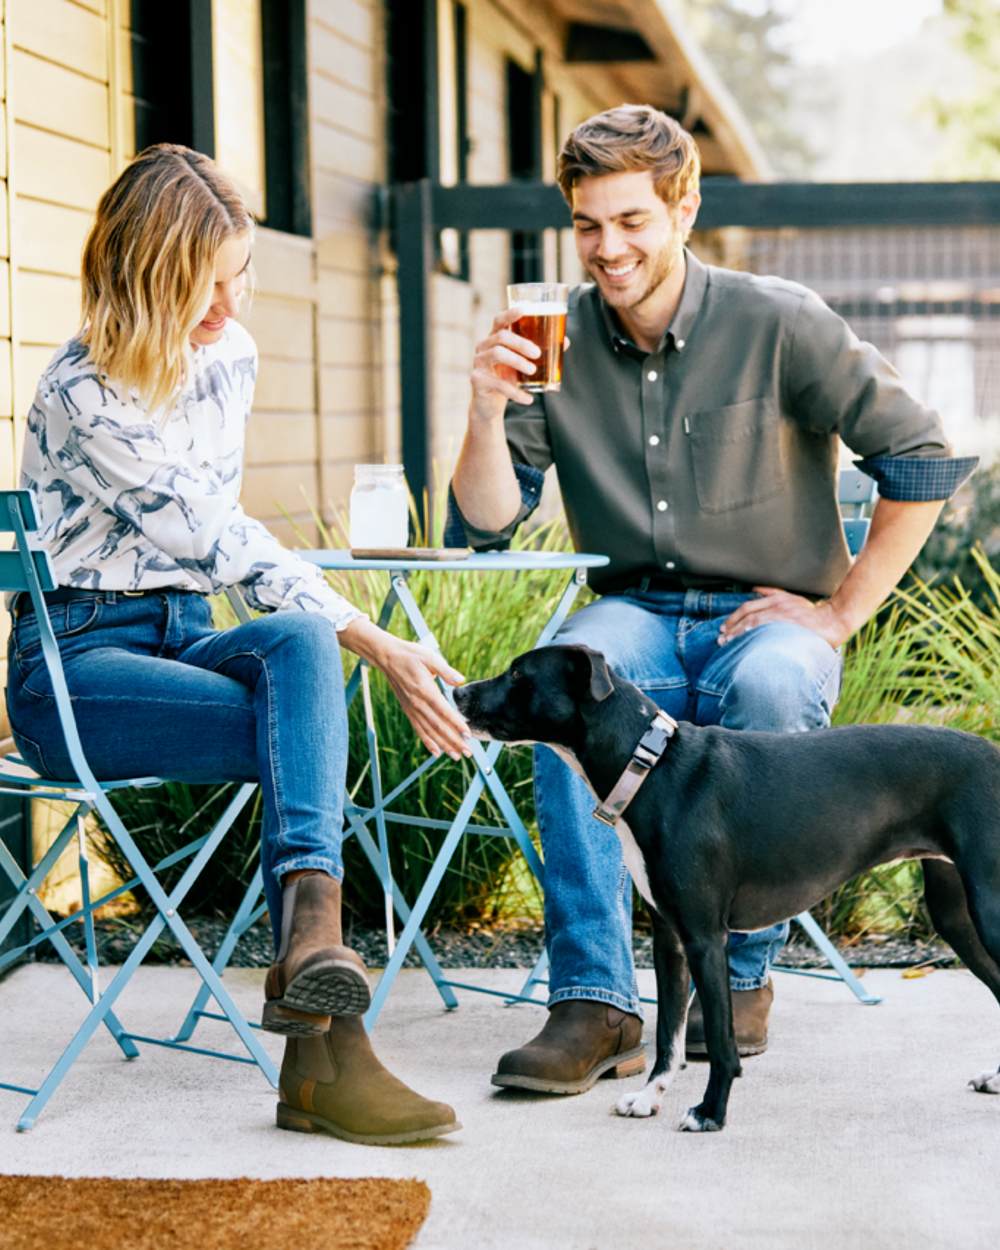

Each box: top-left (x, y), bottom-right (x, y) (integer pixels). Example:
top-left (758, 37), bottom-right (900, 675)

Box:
top-left (557, 105), bottom-right (701, 207)
top-left (80, 144), bottom-right (253, 413)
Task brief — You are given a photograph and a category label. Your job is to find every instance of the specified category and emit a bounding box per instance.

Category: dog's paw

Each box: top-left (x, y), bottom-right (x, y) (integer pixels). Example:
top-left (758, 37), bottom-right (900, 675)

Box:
top-left (968, 1066), bottom-right (1000, 1094)
top-left (615, 1086), bottom-right (662, 1118)
top-left (678, 1106), bottom-right (723, 1133)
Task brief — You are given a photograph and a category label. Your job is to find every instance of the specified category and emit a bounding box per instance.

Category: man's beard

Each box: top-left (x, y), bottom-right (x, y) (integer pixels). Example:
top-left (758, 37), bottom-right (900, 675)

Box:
top-left (591, 237), bottom-right (684, 311)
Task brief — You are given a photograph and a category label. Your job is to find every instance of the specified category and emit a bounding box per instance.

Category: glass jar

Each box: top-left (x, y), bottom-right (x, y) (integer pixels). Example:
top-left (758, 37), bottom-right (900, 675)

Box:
top-left (349, 464), bottom-right (409, 549)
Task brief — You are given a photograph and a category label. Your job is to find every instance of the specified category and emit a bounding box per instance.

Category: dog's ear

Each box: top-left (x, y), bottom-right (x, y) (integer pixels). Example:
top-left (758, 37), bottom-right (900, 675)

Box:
top-left (571, 646), bottom-right (614, 702)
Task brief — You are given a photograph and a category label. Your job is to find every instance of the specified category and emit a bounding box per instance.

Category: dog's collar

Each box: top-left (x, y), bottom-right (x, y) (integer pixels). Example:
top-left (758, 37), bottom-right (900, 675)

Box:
top-left (593, 709), bottom-right (678, 827)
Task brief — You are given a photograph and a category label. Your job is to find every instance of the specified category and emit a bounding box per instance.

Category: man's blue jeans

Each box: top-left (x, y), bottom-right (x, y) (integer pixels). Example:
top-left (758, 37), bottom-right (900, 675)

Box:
top-left (536, 588), bottom-right (843, 1016)
top-left (5, 591), bottom-right (349, 948)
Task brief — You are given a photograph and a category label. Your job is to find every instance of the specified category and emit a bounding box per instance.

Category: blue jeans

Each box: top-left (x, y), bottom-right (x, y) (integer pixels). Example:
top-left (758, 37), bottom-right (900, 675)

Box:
top-left (5, 591), bottom-right (349, 948)
top-left (536, 588), bottom-right (843, 1015)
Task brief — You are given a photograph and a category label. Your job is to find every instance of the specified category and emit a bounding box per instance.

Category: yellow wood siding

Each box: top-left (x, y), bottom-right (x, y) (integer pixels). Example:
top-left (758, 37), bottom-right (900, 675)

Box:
top-left (310, 0), bottom-right (382, 519)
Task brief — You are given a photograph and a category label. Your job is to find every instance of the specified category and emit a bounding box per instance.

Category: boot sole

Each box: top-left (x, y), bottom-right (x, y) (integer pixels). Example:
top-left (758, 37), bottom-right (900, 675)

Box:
top-left (276, 1102), bottom-right (462, 1146)
top-left (491, 1045), bottom-right (646, 1095)
top-left (686, 1039), bottom-right (767, 1060)
top-left (262, 960), bottom-right (372, 1035)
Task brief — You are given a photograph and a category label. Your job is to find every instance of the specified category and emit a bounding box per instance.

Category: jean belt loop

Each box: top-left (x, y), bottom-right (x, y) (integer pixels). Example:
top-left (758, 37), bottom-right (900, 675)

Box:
top-left (638, 575), bottom-right (651, 593)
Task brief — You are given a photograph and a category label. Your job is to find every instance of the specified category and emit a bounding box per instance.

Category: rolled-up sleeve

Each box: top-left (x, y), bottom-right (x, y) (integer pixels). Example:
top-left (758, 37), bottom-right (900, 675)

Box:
top-left (853, 454), bottom-right (978, 501)
top-left (445, 397), bottom-right (553, 549)
top-left (786, 289), bottom-right (978, 500)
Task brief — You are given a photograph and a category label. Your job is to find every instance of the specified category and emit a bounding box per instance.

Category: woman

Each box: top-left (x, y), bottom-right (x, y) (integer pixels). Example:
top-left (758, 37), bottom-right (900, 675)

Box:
top-left (6, 144), bottom-right (467, 1146)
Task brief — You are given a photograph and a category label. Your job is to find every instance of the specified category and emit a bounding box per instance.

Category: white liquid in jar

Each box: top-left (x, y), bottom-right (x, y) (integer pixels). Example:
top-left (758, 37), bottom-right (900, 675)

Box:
top-left (349, 480), bottom-right (408, 547)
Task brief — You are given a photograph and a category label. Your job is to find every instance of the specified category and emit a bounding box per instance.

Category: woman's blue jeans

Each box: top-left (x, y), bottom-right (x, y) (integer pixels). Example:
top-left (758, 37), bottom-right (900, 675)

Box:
top-left (536, 588), bottom-right (843, 1016)
top-left (5, 591), bottom-right (349, 948)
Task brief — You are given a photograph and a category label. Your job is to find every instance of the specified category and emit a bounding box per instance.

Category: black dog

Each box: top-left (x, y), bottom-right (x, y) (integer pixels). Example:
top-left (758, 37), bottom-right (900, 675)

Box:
top-left (453, 645), bottom-right (1000, 1132)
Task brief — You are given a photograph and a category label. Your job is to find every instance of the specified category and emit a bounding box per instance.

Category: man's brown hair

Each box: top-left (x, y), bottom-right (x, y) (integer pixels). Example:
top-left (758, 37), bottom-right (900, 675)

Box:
top-left (557, 104), bottom-right (701, 206)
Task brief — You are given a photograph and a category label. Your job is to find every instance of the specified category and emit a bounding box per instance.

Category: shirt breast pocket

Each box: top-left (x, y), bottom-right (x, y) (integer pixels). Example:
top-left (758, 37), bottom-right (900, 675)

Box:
top-left (687, 397), bottom-right (787, 514)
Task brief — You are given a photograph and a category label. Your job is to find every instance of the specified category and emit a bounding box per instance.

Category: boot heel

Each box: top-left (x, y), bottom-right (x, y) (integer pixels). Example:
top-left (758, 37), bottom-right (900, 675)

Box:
top-left (262, 1000), bottom-right (330, 1037)
top-left (276, 1103), bottom-right (318, 1134)
top-left (610, 1053), bottom-right (646, 1079)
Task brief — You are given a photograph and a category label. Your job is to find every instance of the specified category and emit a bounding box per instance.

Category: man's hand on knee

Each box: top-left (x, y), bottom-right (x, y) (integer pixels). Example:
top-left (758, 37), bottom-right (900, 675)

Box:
top-left (717, 587), bottom-right (852, 650)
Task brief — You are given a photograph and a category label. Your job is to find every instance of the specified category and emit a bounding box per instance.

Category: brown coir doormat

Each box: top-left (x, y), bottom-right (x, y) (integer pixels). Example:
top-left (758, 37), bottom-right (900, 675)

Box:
top-left (0, 1175), bottom-right (431, 1250)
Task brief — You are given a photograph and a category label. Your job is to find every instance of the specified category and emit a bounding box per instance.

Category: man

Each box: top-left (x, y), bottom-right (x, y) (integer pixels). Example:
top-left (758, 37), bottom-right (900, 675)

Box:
top-left (448, 105), bottom-right (976, 1094)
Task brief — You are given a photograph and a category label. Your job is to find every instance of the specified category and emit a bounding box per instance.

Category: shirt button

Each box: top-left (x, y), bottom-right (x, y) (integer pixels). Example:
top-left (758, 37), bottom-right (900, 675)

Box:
top-left (646, 370), bottom-right (658, 381)
top-left (665, 560), bottom-right (676, 569)
top-left (676, 339), bottom-right (686, 350)
top-left (649, 435), bottom-right (660, 446)
top-left (656, 500), bottom-right (668, 512)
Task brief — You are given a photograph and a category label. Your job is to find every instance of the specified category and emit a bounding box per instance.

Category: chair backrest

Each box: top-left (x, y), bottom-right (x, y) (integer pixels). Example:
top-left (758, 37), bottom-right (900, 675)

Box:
top-left (0, 491), bottom-right (57, 595)
top-left (0, 490), bottom-right (99, 792)
top-left (838, 469), bottom-right (878, 557)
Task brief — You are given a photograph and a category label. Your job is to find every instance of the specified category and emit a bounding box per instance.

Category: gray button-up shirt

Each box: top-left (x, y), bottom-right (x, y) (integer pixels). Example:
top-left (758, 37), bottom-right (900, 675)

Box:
top-left (449, 251), bottom-right (976, 598)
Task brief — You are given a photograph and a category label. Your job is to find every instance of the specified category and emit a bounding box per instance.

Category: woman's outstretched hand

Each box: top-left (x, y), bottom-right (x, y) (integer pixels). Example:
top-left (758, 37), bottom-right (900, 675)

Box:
top-left (339, 619), bottom-right (472, 760)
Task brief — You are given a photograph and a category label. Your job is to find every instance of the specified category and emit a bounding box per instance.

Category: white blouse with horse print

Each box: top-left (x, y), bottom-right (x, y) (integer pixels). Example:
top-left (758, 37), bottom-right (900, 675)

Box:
top-left (20, 319), bottom-right (362, 631)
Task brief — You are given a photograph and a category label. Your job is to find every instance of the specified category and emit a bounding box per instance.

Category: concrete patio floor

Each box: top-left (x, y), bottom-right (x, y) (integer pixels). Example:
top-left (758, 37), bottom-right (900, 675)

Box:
top-left (1, 961), bottom-right (997, 1250)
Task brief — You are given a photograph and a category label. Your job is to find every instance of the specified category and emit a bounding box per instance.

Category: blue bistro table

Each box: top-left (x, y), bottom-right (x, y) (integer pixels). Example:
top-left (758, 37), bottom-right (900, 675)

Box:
top-left (172, 549), bottom-right (607, 1042)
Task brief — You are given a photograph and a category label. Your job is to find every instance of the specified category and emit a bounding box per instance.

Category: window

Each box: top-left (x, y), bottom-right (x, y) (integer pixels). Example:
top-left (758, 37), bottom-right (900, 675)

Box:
top-left (387, 0), bottom-right (469, 278)
top-left (506, 54), bottom-right (543, 284)
top-left (128, 0), bottom-right (310, 235)
top-left (439, 1), bottom-right (469, 279)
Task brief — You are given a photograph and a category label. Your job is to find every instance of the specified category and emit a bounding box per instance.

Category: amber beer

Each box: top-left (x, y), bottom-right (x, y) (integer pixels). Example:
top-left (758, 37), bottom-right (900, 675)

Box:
top-left (507, 283), bottom-right (569, 392)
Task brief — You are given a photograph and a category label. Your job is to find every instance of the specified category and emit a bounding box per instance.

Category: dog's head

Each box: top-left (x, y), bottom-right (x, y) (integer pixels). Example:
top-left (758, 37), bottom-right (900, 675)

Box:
top-left (454, 645), bottom-right (615, 749)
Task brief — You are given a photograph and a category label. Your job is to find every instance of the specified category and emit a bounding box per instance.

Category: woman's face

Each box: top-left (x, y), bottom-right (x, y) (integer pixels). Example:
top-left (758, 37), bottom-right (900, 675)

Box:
top-left (190, 232), bottom-right (252, 347)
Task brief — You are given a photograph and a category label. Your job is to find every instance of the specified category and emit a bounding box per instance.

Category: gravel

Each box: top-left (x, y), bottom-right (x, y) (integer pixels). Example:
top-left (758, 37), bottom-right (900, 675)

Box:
top-left (32, 916), bottom-right (960, 972)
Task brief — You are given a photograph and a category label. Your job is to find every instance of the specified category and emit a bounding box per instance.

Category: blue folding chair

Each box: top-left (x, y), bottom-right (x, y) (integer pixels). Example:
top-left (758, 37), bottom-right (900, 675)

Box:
top-left (768, 467), bottom-right (883, 1004)
top-left (0, 490), bottom-right (278, 1130)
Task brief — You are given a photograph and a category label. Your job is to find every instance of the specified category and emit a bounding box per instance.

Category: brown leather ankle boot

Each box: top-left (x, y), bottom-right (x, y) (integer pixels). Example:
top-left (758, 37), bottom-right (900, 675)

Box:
top-left (277, 1017), bottom-right (461, 1145)
top-left (262, 872), bottom-right (370, 1036)
top-left (685, 979), bottom-right (774, 1058)
top-left (492, 1000), bottom-right (645, 1094)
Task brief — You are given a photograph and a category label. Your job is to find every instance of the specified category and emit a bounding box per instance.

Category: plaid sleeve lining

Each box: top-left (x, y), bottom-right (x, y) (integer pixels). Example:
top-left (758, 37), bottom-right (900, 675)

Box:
top-left (854, 455), bottom-right (979, 502)
top-left (444, 462), bottom-right (546, 549)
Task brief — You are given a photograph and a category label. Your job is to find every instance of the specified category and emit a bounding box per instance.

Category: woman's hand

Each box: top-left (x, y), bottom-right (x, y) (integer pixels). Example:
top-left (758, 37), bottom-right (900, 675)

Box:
top-left (339, 619), bottom-right (471, 759)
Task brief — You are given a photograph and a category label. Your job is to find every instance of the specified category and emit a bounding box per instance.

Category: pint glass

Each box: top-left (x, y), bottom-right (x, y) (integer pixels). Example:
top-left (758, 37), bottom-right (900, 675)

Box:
top-left (506, 282), bottom-right (569, 392)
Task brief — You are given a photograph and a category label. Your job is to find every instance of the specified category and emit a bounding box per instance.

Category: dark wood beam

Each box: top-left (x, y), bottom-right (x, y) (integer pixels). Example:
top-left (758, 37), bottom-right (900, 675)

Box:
top-left (395, 182), bottom-right (435, 518)
top-left (428, 179), bottom-right (1000, 231)
top-left (565, 22), bottom-right (655, 63)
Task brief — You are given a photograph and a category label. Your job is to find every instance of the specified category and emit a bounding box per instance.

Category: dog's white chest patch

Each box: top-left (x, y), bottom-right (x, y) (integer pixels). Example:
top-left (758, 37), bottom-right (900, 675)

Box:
top-left (616, 818), bottom-right (657, 913)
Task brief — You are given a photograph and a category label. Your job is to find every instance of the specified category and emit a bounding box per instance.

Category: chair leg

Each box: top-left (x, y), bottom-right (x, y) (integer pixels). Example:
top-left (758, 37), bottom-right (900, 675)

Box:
top-left (774, 911), bottom-right (882, 1005)
top-left (0, 833), bottom-right (139, 1058)
top-left (344, 806), bottom-right (459, 1012)
top-left (513, 947), bottom-right (550, 1005)
top-left (76, 815), bottom-right (99, 1004)
top-left (16, 783), bottom-right (276, 1132)
top-left (363, 768), bottom-right (490, 1028)
top-left (171, 865), bottom-right (268, 1043)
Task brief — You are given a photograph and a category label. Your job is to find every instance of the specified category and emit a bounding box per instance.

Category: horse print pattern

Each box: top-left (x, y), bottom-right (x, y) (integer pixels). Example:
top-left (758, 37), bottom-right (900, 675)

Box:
top-left (21, 320), bottom-right (361, 631)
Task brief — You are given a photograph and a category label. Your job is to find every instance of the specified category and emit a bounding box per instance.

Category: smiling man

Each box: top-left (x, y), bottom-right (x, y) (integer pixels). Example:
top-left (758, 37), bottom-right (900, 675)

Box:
top-left (448, 105), bottom-right (976, 1096)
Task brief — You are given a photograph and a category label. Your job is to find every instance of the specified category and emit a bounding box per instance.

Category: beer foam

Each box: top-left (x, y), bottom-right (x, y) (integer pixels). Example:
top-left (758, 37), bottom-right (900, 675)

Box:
top-left (511, 301), bottom-right (567, 316)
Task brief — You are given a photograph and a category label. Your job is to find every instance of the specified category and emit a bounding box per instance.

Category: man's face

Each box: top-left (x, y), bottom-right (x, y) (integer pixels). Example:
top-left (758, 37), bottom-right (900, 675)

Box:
top-left (571, 170), bottom-right (699, 313)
